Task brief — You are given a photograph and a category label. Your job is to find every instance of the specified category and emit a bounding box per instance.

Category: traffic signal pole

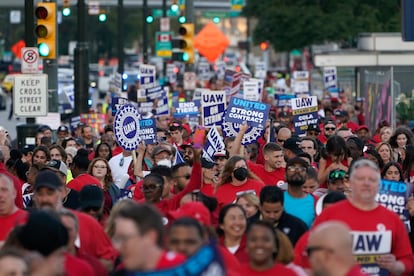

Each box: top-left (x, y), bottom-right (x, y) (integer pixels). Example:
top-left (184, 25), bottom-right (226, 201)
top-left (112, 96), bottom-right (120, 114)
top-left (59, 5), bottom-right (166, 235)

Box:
top-left (24, 0), bottom-right (36, 124)
top-left (185, 0), bottom-right (194, 72)
top-left (117, 0), bottom-right (124, 75)
top-left (143, 0), bottom-right (149, 64)
top-left (74, 0), bottom-right (90, 115)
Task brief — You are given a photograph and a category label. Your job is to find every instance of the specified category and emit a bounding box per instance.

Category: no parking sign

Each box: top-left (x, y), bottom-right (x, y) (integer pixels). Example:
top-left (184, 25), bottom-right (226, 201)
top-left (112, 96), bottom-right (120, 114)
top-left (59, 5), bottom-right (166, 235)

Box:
top-left (114, 104), bottom-right (141, 151)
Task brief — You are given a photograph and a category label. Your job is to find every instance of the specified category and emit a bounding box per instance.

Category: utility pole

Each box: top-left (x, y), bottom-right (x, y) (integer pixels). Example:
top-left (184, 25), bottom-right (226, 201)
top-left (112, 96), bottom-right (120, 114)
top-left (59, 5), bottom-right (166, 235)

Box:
top-left (143, 0), bottom-right (148, 63)
top-left (74, 0), bottom-right (90, 115)
top-left (185, 0), bottom-right (194, 73)
top-left (162, 0), bottom-right (167, 81)
top-left (117, 0), bottom-right (124, 74)
top-left (24, 0), bottom-right (36, 125)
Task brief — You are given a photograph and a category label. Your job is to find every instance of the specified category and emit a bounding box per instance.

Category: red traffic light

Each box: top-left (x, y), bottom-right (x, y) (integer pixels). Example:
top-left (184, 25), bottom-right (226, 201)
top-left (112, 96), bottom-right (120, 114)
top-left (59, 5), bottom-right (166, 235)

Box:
top-left (260, 41), bottom-right (269, 51)
top-left (35, 6), bottom-right (49, 19)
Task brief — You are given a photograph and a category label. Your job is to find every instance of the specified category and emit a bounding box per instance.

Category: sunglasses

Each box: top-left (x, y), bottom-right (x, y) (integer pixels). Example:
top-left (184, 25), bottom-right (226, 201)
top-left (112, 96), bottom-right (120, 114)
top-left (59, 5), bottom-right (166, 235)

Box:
top-left (305, 246), bottom-right (332, 256)
top-left (307, 131), bottom-right (318, 136)
top-left (329, 170), bottom-right (346, 180)
top-left (325, 127), bottom-right (336, 131)
top-left (287, 166), bottom-right (306, 172)
top-left (277, 139), bottom-right (286, 143)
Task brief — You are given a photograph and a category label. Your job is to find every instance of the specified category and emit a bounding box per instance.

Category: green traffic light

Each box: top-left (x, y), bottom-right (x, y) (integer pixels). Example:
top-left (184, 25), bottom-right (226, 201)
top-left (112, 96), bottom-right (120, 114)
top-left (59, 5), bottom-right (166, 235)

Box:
top-left (178, 16), bottom-right (186, 24)
top-left (182, 52), bottom-right (189, 62)
top-left (170, 4), bottom-right (179, 12)
top-left (146, 15), bottom-right (154, 24)
top-left (99, 13), bottom-right (107, 22)
top-left (62, 7), bottom-right (71, 16)
top-left (213, 17), bottom-right (220, 23)
top-left (38, 43), bottom-right (50, 57)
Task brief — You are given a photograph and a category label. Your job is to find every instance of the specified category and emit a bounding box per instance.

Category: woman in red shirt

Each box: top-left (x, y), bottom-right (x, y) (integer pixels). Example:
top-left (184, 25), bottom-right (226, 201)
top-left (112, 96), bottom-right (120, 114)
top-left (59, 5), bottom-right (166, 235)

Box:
top-left (217, 204), bottom-right (249, 263)
top-left (214, 156), bottom-right (264, 208)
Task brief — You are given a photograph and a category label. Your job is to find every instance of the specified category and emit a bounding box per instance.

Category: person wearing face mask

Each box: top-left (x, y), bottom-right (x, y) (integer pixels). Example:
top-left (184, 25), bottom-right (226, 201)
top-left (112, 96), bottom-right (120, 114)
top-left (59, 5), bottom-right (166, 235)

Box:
top-left (215, 155), bottom-right (264, 209)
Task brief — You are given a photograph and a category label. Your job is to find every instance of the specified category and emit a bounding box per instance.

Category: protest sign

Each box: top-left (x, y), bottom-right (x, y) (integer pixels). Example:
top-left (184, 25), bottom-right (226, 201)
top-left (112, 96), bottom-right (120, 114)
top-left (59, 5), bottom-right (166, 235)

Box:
top-left (243, 80), bottom-right (260, 102)
top-left (113, 104), bottom-right (141, 151)
top-left (203, 126), bottom-right (225, 162)
top-left (291, 96), bottom-right (318, 136)
top-left (275, 94), bottom-right (295, 108)
top-left (215, 61), bottom-right (226, 80)
top-left (201, 90), bottom-right (226, 127)
top-left (223, 69), bottom-right (242, 99)
top-left (292, 70), bottom-right (309, 95)
top-left (224, 97), bottom-right (269, 129)
top-left (173, 101), bottom-right (200, 118)
top-left (111, 96), bottom-right (139, 116)
top-left (133, 241), bottom-right (225, 276)
top-left (254, 61), bottom-right (266, 79)
top-left (138, 118), bottom-right (157, 145)
top-left (139, 64), bottom-right (156, 89)
top-left (324, 66), bottom-right (337, 89)
top-left (80, 113), bottom-right (108, 135)
top-left (198, 60), bottom-right (211, 81)
top-left (376, 180), bottom-right (410, 231)
top-left (137, 89), bottom-right (169, 116)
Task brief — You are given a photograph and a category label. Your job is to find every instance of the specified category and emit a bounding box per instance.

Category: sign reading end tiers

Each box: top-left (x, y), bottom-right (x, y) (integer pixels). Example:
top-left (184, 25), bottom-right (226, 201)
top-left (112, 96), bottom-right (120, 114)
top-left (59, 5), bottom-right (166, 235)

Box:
top-left (13, 74), bottom-right (48, 117)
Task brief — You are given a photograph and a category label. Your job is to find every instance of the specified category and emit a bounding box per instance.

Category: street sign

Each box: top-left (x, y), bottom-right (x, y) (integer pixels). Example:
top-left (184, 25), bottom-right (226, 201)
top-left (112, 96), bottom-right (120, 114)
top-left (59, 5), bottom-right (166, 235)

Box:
top-left (88, 1), bottom-right (100, 15)
top-left (21, 47), bottom-right (39, 74)
top-left (160, 17), bottom-right (170, 32)
top-left (155, 31), bottom-right (172, 58)
top-left (231, 0), bottom-right (244, 11)
top-left (202, 11), bottom-right (240, 18)
top-left (152, 9), bottom-right (179, 18)
top-left (184, 72), bottom-right (196, 90)
top-left (13, 74), bottom-right (48, 117)
top-left (10, 10), bottom-right (21, 24)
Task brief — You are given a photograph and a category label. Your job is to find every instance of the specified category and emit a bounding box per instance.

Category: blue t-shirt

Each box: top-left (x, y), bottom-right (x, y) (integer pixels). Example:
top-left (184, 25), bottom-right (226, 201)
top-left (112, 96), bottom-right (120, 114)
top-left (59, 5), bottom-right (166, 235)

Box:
top-left (283, 191), bottom-right (315, 228)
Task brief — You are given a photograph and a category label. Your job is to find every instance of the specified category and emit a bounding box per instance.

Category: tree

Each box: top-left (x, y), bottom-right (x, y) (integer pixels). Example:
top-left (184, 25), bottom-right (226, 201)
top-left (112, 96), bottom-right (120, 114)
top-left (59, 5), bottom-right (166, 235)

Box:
top-left (243, 0), bottom-right (401, 51)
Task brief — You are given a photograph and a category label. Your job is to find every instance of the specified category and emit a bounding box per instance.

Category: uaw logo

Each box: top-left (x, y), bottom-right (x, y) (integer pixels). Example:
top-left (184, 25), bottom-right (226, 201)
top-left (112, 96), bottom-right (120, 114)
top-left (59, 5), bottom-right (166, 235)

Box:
top-left (114, 104), bottom-right (142, 151)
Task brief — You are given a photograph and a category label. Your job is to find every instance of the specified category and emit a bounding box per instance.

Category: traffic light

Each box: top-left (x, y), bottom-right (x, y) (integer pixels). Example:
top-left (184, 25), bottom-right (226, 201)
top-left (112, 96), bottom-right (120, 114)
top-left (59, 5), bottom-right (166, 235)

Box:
top-left (170, 0), bottom-right (179, 12)
top-left (146, 11), bottom-right (154, 24)
top-left (62, 0), bottom-right (70, 16)
top-left (99, 12), bottom-right (107, 22)
top-left (35, 2), bottom-right (56, 59)
top-left (179, 23), bottom-right (194, 63)
top-left (260, 41), bottom-right (270, 51)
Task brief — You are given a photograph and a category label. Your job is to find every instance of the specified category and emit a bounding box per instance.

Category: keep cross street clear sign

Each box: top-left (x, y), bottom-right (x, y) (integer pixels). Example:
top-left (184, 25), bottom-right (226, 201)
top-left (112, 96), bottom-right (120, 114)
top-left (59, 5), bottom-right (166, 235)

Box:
top-left (13, 74), bottom-right (48, 117)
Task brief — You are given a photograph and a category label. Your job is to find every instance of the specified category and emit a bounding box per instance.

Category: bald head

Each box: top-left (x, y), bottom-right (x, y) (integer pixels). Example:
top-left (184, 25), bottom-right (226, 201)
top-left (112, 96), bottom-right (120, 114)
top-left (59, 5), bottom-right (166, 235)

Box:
top-left (277, 127), bottom-right (292, 146)
top-left (309, 221), bottom-right (352, 252)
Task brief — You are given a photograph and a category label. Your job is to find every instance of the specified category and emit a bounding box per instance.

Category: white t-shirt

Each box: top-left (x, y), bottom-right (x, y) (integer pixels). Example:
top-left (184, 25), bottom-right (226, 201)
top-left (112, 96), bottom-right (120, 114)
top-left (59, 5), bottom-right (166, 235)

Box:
top-left (108, 154), bottom-right (133, 189)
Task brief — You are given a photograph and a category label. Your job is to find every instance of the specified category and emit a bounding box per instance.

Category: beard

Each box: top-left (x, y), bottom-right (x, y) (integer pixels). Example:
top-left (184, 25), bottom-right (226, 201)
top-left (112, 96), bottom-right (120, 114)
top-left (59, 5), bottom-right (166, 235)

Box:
top-left (287, 175), bottom-right (306, 187)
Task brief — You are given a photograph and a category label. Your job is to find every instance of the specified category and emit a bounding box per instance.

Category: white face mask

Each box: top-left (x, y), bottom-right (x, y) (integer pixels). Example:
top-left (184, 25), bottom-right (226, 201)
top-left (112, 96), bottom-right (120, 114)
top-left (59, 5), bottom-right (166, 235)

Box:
top-left (157, 159), bottom-right (172, 168)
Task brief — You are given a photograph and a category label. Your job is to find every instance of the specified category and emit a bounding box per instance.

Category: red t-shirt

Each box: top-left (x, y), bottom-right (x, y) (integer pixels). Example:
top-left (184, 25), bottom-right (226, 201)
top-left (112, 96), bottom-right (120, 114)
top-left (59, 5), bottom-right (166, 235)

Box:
top-left (72, 210), bottom-right (117, 261)
top-left (64, 253), bottom-right (95, 276)
top-left (248, 160), bottom-right (285, 187)
top-left (67, 174), bottom-right (102, 192)
top-left (218, 246), bottom-right (242, 276)
top-left (219, 235), bottom-right (249, 264)
top-left (155, 251), bottom-right (186, 270)
top-left (239, 263), bottom-right (297, 276)
top-left (76, 250), bottom-right (108, 276)
top-left (215, 179), bottom-right (264, 208)
top-left (293, 231), bottom-right (310, 268)
top-left (0, 209), bottom-right (28, 241)
top-left (200, 182), bottom-right (215, 197)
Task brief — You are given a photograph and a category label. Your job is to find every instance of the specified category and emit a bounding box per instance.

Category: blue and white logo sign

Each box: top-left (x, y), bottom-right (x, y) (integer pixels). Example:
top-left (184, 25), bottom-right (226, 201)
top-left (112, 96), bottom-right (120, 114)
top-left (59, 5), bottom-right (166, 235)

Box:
top-left (139, 64), bottom-right (156, 89)
top-left (114, 104), bottom-right (141, 151)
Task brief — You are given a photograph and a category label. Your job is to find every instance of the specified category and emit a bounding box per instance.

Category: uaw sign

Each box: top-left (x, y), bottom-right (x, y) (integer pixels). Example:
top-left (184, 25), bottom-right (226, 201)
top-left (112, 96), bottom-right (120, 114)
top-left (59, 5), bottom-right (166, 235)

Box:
top-left (14, 74), bottom-right (48, 116)
top-left (291, 96), bottom-right (318, 136)
top-left (139, 64), bottom-right (156, 89)
top-left (113, 104), bottom-right (141, 151)
top-left (201, 90), bottom-right (226, 127)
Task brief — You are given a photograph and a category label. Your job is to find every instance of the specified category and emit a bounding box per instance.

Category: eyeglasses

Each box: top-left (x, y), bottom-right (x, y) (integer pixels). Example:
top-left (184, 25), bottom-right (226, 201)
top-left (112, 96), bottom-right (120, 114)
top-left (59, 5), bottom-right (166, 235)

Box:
top-left (94, 165), bottom-right (107, 169)
top-left (307, 131), bottom-right (318, 136)
top-left (141, 183), bottom-right (161, 191)
top-left (277, 139), bottom-right (286, 144)
top-left (305, 246), bottom-right (333, 256)
top-left (325, 127), bottom-right (336, 131)
top-left (287, 166), bottom-right (306, 172)
top-left (174, 174), bottom-right (191, 180)
top-left (112, 233), bottom-right (139, 245)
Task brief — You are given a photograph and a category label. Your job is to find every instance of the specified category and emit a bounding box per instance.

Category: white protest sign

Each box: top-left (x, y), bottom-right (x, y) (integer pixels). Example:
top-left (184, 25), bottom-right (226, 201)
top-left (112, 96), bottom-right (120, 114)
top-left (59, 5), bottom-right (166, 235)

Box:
top-left (198, 61), bottom-right (211, 81)
top-left (14, 74), bottom-right (48, 116)
top-left (167, 64), bottom-right (177, 84)
top-left (243, 81), bottom-right (260, 101)
top-left (201, 89), bottom-right (226, 127)
top-left (254, 61), bottom-right (266, 79)
top-left (139, 64), bottom-right (156, 89)
top-left (324, 67), bottom-right (337, 89)
top-left (292, 70), bottom-right (310, 94)
top-left (184, 72), bottom-right (196, 90)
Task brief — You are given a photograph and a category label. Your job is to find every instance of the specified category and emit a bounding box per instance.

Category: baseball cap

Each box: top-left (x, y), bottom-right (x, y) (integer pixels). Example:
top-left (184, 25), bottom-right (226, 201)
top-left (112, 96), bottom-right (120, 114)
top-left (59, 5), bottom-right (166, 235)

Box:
top-left (201, 158), bottom-right (217, 169)
top-left (34, 170), bottom-right (63, 191)
top-left (74, 138), bottom-right (85, 146)
top-left (46, 159), bottom-right (67, 176)
top-left (181, 142), bottom-right (193, 149)
top-left (286, 157), bottom-right (309, 169)
top-left (328, 169), bottom-right (346, 182)
top-left (79, 185), bottom-right (104, 210)
top-left (151, 146), bottom-right (172, 158)
top-left (57, 125), bottom-right (69, 133)
top-left (356, 125), bottom-right (369, 132)
top-left (21, 144), bottom-right (35, 155)
top-left (307, 124), bottom-right (320, 133)
top-left (334, 110), bottom-right (348, 117)
top-left (168, 202), bottom-right (211, 226)
top-left (214, 149), bottom-right (228, 158)
top-left (283, 137), bottom-right (303, 154)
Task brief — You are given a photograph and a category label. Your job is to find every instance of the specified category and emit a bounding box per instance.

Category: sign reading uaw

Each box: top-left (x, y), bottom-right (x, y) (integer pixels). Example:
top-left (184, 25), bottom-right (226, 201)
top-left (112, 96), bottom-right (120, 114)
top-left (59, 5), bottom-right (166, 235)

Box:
top-left (114, 104), bottom-right (141, 151)
top-left (291, 96), bottom-right (318, 136)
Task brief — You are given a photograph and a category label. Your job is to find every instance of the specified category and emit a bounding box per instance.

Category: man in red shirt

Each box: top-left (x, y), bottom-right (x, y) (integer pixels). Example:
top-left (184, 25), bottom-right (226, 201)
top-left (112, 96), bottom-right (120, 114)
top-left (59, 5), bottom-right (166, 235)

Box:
top-left (33, 170), bottom-right (117, 271)
top-left (67, 149), bottom-right (102, 191)
top-left (334, 109), bottom-right (358, 133)
top-left (248, 142), bottom-right (286, 187)
top-left (0, 150), bottom-right (23, 209)
top-left (113, 203), bottom-right (186, 273)
top-left (0, 173), bottom-right (27, 246)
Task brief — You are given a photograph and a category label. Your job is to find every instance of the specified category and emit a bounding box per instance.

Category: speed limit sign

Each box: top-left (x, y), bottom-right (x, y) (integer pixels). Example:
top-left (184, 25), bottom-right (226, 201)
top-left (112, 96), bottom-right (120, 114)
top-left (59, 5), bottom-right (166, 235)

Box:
top-left (21, 47), bottom-right (40, 74)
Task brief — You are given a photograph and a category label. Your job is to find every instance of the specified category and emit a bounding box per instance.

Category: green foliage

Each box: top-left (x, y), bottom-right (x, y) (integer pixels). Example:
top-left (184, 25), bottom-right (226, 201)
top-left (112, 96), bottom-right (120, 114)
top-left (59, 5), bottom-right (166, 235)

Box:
top-left (243, 0), bottom-right (401, 51)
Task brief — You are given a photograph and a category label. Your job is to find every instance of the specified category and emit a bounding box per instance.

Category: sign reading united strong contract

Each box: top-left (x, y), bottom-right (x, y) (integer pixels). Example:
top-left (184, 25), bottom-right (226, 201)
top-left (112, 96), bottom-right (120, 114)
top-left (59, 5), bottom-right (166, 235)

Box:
top-left (113, 104), bottom-right (141, 151)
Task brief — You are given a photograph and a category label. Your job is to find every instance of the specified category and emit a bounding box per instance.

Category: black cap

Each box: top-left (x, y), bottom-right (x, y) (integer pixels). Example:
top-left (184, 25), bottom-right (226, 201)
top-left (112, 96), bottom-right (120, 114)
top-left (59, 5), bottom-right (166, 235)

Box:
top-left (283, 137), bottom-right (303, 154)
top-left (79, 185), bottom-right (104, 209)
top-left (286, 157), bottom-right (309, 168)
top-left (307, 124), bottom-right (320, 133)
top-left (21, 144), bottom-right (35, 155)
top-left (34, 170), bottom-right (63, 191)
top-left (201, 158), bottom-right (217, 169)
top-left (57, 125), bottom-right (69, 133)
top-left (328, 169), bottom-right (346, 182)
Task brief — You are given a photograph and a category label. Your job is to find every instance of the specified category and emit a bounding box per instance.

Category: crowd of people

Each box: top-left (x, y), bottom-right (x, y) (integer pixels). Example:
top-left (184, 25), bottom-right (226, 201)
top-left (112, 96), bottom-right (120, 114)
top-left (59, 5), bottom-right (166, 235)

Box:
top-left (0, 95), bottom-right (414, 275)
